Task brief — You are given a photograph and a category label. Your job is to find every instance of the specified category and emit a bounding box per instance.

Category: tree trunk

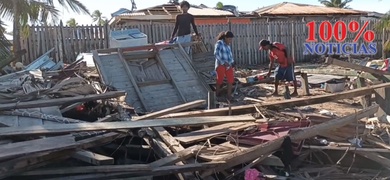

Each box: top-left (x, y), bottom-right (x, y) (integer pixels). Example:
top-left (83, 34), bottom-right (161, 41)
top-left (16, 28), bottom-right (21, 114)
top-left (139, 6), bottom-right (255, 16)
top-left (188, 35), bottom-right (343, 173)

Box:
top-left (12, 0), bottom-right (22, 62)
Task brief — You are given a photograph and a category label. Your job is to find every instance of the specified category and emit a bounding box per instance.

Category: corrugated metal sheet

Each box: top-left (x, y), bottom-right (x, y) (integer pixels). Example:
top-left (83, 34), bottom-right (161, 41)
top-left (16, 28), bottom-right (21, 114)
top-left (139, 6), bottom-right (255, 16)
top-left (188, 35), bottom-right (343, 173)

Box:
top-left (255, 2), bottom-right (367, 16)
top-left (118, 3), bottom-right (233, 17)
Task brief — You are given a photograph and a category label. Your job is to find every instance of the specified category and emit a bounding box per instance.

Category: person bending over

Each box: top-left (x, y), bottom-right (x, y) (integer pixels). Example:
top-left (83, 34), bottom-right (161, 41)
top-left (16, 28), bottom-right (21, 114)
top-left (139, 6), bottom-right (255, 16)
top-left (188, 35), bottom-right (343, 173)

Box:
top-left (214, 31), bottom-right (235, 100)
top-left (259, 39), bottom-right (298, 96)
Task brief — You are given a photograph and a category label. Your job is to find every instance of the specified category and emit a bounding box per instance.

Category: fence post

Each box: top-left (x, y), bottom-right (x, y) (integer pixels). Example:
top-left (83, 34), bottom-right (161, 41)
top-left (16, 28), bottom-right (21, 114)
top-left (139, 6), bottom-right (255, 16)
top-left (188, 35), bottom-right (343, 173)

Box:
top-left (149, 20), bottom-right (154, 44)
top-left (291, 22), bottom-right (295, 62)
top-left (228, 18), bottom-right (231, 31)
top-left (382, 28), bottom-right (385, 59)
top-left (59, 21), bottom-right (65, 62)
top-left (104, 20), bottom-right (109, 48)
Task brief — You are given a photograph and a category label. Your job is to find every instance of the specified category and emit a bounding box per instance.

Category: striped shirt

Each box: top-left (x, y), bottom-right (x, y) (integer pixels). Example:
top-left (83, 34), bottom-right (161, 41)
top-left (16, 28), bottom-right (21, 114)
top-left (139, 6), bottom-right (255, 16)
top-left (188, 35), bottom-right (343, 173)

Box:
top-left (214, 40), bottom-right (234, 69)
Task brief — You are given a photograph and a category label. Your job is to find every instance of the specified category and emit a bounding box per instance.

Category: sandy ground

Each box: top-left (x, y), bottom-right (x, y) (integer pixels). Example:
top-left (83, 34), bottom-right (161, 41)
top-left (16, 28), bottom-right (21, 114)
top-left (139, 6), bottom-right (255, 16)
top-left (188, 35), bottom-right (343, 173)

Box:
top-left (216, 67), bottom-right (363, 117)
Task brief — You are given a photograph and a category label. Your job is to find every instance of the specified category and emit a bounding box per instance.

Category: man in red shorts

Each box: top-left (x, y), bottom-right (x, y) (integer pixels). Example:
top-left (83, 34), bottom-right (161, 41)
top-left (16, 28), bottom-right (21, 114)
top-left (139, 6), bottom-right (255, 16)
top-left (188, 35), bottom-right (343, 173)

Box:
top-left (259, 39), bottom-right (298, 96)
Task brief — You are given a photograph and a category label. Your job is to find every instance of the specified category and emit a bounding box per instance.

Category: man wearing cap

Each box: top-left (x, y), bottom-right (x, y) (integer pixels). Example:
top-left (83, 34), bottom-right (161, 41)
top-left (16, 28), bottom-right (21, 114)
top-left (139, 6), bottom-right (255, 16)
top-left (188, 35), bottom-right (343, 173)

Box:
top-left (259, 39), bottom-right (298, 96)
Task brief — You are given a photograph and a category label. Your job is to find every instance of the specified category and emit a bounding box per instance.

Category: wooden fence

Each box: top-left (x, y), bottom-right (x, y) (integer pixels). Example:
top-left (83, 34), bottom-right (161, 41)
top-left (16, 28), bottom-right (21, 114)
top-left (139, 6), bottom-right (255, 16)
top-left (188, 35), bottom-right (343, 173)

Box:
top-left (20, 19), bottom-right (390, 65)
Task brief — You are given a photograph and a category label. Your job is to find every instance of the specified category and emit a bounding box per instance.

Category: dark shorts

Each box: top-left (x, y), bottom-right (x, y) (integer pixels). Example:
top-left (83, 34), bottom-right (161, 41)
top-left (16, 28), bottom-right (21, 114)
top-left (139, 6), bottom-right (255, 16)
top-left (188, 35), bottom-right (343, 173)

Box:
top-left (275, 65), bottom-right (295, 81)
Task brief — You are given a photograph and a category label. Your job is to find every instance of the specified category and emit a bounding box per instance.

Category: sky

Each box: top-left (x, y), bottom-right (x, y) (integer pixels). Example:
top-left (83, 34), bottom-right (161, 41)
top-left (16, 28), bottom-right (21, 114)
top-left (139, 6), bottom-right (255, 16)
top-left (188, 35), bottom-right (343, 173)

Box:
top-left (2, 0), bottom-right (390, 31)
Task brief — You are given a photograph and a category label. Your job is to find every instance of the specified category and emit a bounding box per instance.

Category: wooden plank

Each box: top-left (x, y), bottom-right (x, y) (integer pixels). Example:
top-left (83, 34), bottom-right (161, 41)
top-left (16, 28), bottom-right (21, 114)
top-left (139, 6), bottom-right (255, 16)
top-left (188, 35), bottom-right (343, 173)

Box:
top-left (0, 115), bottom-right (256, 137)
top-left (356, 77), bottom-right (372, 109)
top-left (71, 150), bottom-right (114, 165)
top-left (199, 105), bottom-right (379, 177)
top-left (138, 79), bottom-right (171, 87)
top-left (300, 73), bottom-right (310, 96)
top-left (302, 145), bottom-right (390, 153)
top-left (175, 122), bottom-right (258, 144)
top-left (150, 145), bottom-right (202, 167)
top-left (134, 100), bottom-right (206, 120)
top-left (118, 50), bottom-right (149, 111)
top-left (162, 83), bottom-right (390, 118)
top-left (18, 162), bottom-right (224, 177)
top-left (374, 87), bottom-right (390, 117)
top-left (0, 132), bottom-right (126, 179)
top-left (134, 99), bottom-right (207, 179)
top-left (325, 57), bottom-right (390, 76)
top-left (0, 135), bottom-right (75, 161)
top-left (0, 91), bottom-right (125, 111)
top-left (154, 52), bottom-right (187, 103)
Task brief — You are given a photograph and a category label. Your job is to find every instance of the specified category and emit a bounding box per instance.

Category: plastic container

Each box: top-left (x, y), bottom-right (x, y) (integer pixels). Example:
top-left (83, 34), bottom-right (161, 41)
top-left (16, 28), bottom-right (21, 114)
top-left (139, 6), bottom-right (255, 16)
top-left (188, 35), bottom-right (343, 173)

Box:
top-left (109, 28), bottom-right (148, 48)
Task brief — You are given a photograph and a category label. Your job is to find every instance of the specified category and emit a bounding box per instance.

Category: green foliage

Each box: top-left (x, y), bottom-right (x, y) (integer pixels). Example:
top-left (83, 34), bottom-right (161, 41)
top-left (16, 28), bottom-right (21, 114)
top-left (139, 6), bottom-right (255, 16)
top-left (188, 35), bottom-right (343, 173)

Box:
top-left (92, 10), bottom-right (106, 26)
top-left (66, 18), bottom-right (78, 27)
top-left (216, 2), bottom-right (224, 9)
top-left (318, 0), bottom-right (352, 8)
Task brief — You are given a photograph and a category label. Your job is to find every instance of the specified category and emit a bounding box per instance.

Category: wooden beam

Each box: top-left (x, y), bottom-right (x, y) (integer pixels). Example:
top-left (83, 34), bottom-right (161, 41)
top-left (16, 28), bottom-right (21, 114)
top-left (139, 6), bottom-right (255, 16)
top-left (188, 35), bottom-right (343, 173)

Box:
top-left (134, 100), bottom-right (206, 120)
top-left (300, 73), bottom-right (310, 95)
top-left (0, 91), bottom-right (126, 111)
top-left (149, 145), bottom-right (202, 167)
top-left (0, 115), bottom-right (256, 137)
top-left (122, 51), bottom-right (156, 60)
top-left (374, 87), bottom-right (390, 117)
top-left (18, 162), bottom-right (224, 177)
top-left (137, 79), bottom-right (171, 87)
top-left (325, 57), bottom-right (390, 76)
top-left (155, 52), bottom-right (187, 103)
top-left (0, 132), bottom-right (126, 179)
top-left (302, 145), bottom-right (390, 153)
top-left (200, 105), bottom-right (379, 177)
top-left (71, 150), bottom-right (114, 165)
top-left (162, 83), bottom-right (390, 118)
top-left (135, 99), bottom-right (207, 179)
top-left (356, 152), bottom-right (390, 170)
top-left (118, 50), bottom-right (149, 111)
top-left (0, 135), bottom-right (75, 161)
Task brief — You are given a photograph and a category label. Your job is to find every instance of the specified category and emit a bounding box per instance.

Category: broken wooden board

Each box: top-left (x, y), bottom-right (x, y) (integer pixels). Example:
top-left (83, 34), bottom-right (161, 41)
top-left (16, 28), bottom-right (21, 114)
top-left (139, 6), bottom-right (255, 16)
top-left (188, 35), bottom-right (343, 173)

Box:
top-left (199, 105), bottom-right (379, 177)
top-left (0, 91), bottom-right (125, 111)
top-left (175, 122), bottom-right (258, 144)
top-left (0, 135), bottom-right (75, 161)
top-left (0, 132), bottom-right (125, 179)
top-left (163, 83), bottom-right (390, 117)
top-left (92, 45), bottom-right (208, 113)
top-left (0, 115), bottom-right (256, 137)
top-left (325, 57), bottom-right (390, 76)
top-left (18, 162), bottom-right (224, 177)
top-left (71, 150), bottom-right (114, 165)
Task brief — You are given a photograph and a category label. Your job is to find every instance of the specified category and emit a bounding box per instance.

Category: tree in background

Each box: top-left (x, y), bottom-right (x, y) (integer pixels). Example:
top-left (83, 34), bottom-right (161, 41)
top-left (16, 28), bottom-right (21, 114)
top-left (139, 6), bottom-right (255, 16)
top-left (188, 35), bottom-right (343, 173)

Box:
top-left (318, 0), bottom-right (352, 8)
top-left (216, 2), bottom-right (224, 9)
top-left (0, 0), bottom-right (89, 62)
top-left (0, 20), bottom-right (12, 60)
top-left (92, 10), bottom-right (106, 26)
top-left (66, 18), bottom-right (78, 27)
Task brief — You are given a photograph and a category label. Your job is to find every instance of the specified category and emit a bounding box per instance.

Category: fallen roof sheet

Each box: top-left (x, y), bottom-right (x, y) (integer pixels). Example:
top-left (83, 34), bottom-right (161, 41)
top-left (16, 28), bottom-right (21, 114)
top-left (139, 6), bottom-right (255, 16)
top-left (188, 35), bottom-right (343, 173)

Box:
top-left (93, 44), bottom-right (209, 113)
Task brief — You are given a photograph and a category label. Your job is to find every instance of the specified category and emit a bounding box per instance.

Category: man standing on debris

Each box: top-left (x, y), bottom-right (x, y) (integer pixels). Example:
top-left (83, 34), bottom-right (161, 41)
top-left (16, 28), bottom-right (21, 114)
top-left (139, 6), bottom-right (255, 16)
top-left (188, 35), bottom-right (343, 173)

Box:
top-left (170, 1), bottom-right (201, 54)
top-left (259, 39), bottom-right (298, 96)
top-left (214, 31), bottom-right (235, 101)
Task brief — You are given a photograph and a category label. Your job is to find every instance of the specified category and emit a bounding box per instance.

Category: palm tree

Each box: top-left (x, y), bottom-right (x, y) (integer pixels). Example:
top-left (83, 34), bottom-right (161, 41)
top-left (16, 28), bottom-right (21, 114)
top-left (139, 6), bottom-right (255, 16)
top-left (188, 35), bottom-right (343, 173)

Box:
top-left (66, 18), bottom-right (78, 27)
top-left (92, 10), bottom-right (106, 26)
top-left (1, 0), bottom-right (59, 61)
top-left (216, 2), bottom-right (224, 9)
top-left (0, 20), bottom-right (12, 60)
top-left (0, 0), bottom-right (89, 61)
top-left (318, 0), bottom-right (352, 8)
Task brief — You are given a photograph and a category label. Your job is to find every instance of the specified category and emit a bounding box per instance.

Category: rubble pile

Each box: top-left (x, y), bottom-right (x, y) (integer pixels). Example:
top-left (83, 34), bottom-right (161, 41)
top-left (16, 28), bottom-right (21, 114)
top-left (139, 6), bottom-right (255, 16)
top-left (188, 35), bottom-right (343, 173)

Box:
top-left (0, 43), bottom-right (389, 180)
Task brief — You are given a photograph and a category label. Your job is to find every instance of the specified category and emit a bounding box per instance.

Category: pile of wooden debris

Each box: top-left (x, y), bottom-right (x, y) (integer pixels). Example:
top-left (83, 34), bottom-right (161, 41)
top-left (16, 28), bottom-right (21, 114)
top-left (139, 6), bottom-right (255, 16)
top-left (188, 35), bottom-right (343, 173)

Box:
top-left (1, 44), bottom-right (390, 180)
